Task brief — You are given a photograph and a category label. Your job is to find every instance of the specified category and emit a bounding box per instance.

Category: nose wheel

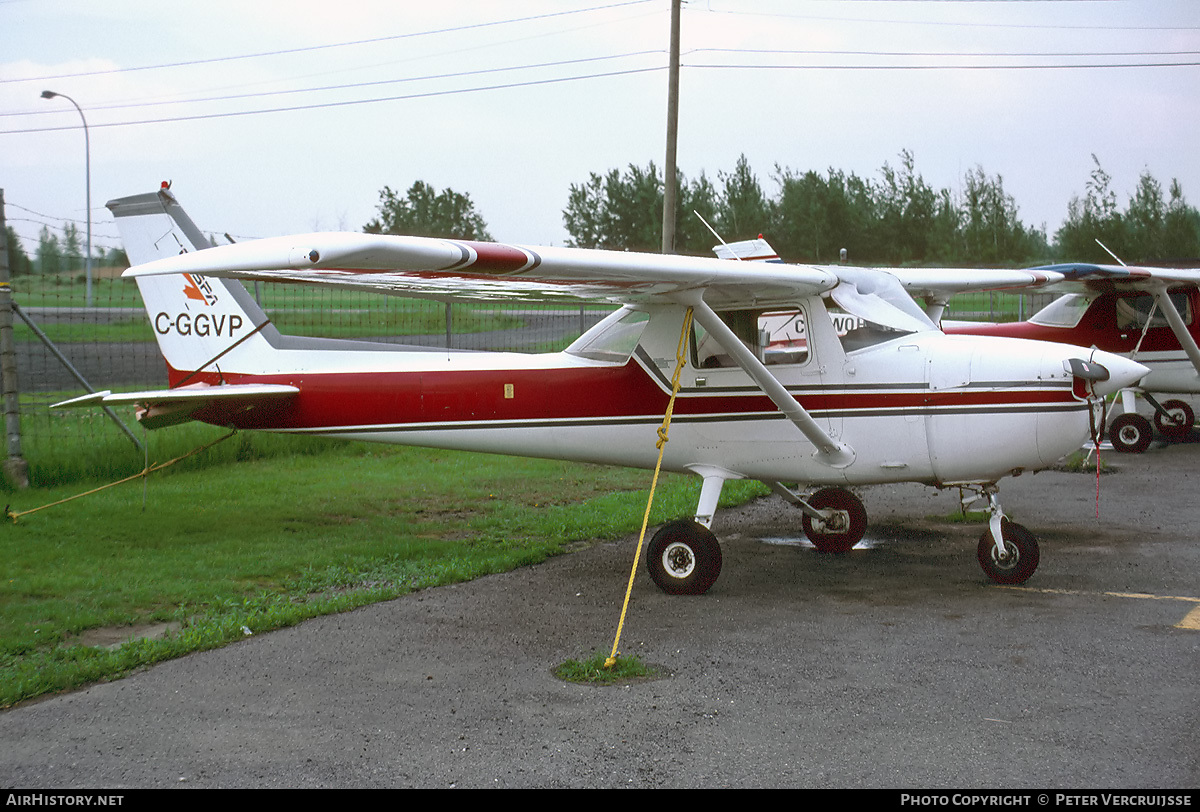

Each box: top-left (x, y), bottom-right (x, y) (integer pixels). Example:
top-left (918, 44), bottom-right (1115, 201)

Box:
top-left (976, 519), bottom-right (1040, 584)
top-left (1109, 412), bottom-right (1153, 453)
top-left (963, 485), bottom-right (1041, 584)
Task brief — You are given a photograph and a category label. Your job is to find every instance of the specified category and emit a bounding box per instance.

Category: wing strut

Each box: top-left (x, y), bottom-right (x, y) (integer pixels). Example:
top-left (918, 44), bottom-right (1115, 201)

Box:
top-left (686, 297), bottom-right (855, 468)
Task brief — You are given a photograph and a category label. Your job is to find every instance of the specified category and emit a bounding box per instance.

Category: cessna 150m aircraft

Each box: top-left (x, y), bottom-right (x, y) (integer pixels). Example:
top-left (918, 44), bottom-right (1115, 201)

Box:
top-left (940, 262), bottom-right (1200, 454)
top-left (55, 188), bottom-right (1148, 594)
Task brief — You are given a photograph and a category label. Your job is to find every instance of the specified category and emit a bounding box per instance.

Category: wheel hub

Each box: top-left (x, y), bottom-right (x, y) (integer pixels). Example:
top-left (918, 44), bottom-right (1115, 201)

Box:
top-left (989, 539), bottom-right (1018, 569)
top-left (815, 509), bottom-right (850, 534)
top-left (662, 541), bottom-right (695, 578)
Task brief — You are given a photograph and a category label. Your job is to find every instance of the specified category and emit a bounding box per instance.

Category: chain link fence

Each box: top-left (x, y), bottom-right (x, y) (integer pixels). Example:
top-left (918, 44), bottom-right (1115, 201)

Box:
top-left (7, 267), bottom-right (611, 488)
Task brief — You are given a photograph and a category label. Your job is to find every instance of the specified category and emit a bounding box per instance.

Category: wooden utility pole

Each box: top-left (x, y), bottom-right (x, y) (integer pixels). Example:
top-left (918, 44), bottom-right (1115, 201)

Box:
top-left (0, 189), bottom-right (29, 489)
top-left (660, 0), bottom-right (681, 254)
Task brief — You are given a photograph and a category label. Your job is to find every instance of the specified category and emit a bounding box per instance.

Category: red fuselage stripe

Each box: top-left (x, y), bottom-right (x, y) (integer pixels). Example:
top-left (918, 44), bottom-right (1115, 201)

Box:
top-left (169, 360), bottom-right (1081, 431)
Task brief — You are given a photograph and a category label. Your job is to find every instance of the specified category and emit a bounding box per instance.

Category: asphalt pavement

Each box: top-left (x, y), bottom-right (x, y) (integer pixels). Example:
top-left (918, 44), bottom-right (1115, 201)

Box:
top-left (1, 438), bottom-right (1198, 789)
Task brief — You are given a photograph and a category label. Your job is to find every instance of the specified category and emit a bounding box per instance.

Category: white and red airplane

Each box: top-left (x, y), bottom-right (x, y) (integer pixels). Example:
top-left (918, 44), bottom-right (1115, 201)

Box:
top-left (55, 188), bottom-right (1148, 593)
top-left (938, 262), bottom-right (1200, 454)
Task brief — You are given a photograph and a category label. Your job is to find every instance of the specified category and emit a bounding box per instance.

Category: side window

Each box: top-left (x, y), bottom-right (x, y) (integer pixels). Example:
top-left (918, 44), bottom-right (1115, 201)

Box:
top-left (692, 306), bottom-right (810, 368)
top-left (1115, 293), bottom-right (1191, 330)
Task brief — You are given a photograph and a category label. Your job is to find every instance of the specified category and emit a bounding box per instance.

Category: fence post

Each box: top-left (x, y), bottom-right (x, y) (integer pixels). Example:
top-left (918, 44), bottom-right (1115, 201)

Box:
top-left (0, 189), bottom-right (30, 488)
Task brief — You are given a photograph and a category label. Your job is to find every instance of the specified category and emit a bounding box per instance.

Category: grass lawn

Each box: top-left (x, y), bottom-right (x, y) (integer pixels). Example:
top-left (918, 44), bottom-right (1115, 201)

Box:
top-left (0, 432), bottom-right (768, 707)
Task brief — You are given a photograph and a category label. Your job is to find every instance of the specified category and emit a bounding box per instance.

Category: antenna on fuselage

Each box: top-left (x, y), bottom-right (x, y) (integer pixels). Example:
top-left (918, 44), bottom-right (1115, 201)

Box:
top-left (1095, 238), bottom-right (1128, 267)
top-left (694, 210), bottom-right (741, 260)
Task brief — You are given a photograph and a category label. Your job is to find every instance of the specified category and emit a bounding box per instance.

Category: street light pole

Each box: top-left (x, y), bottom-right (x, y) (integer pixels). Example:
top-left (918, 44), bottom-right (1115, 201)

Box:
top-left (40, 90), bottom-right (92, 307)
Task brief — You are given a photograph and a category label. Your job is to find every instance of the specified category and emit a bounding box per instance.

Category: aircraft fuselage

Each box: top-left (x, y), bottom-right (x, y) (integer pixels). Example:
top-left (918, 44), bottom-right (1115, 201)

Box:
top-left (178, 300), bottom-right (1133, 489)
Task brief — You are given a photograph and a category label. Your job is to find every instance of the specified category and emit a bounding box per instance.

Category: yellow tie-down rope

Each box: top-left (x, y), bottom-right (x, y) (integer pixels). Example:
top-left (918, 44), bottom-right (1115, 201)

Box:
top-left (6, 430), bottom-right (237, 522)
top-left (606, 306), bottom-right (694, 669)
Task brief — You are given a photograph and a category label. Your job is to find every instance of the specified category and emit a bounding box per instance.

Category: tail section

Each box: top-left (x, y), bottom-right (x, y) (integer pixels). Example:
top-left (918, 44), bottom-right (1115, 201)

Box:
top-left (106, 185), bottom-right (214, 263)
top-left (108, 187), bottom-right (277, 377)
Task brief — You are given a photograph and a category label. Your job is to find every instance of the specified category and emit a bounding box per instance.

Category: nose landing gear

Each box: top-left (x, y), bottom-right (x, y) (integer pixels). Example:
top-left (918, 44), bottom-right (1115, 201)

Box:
top-left (967, 485), bottom-right (1040, 584)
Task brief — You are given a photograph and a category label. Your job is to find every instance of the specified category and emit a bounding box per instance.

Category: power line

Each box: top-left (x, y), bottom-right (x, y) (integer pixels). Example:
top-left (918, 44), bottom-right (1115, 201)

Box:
top-left (0, 0), bottom-right (655, 85)
top-left (1, 51), bottom-right (663, 119)
top-left (695, 47), bottom-right (1200, 60)
top-left (0, 66), bottom-right (666, 136)
top-left (7, 45), bottom-right (1200, 138)
top-left (696, 4), bottom-right (1200, 32)
top-left (686, 59), bottom-right (1200, 71)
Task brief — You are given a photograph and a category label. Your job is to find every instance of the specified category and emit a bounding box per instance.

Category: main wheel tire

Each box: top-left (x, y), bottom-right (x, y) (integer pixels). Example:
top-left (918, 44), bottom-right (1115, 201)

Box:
top-left (1109, 412), bottom-right (1153, 454)
top-left (646, 520), bottom-right (722, 595)
top-left (802, 487), bottom-right (868, 553)
top-left (1153, 399), bottom-right (1194, 441)
top-left (976, 520), bottom-right (1040, 585)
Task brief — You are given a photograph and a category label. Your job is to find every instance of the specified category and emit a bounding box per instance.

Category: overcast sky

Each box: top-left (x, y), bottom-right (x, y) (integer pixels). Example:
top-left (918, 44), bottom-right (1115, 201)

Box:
top-left (3, 0), bottom-right (1199, 260)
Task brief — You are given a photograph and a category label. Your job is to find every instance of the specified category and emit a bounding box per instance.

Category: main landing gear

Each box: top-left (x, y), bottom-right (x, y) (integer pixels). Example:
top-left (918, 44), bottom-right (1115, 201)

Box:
top-left (1108, 392), bottom-right (1195, 454)
top-left (644, 484), bottom-right (869, 595)
top-left (644, 481), bottom-right (1040, 595)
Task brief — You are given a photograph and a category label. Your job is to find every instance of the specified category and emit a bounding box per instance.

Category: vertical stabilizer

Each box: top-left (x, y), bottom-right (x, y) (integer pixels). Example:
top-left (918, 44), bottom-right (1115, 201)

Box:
top-left (108, 188), bottom-right (277, 376)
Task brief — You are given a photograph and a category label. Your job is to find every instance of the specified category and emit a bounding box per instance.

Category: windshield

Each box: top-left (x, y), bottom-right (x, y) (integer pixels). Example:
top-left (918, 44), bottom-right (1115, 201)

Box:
top-left (1029, 293), bottom-right (1094, 328)
top-left (565, 308), bottom-right (649, 362)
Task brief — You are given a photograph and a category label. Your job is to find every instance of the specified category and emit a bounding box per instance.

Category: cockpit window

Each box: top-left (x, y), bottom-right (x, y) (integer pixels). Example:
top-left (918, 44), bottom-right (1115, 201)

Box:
top-left (565, 308), bottom-right (649, 362)
top-left (1029, 293), bottom-right (1095, 328)
top-left (692, 306), bottom-right (809, 368)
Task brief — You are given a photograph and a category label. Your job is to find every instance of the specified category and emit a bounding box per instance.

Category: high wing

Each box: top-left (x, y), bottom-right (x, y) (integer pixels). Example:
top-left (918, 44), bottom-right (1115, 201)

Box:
top-left (879, 266), bottom-right (1067, 298)
top-left (881, 262), bottom-right (1200, 300)
top-left (122, 232), bottom-right (840, 309)
top-left (1027, 262), bottom-right (1200, 290)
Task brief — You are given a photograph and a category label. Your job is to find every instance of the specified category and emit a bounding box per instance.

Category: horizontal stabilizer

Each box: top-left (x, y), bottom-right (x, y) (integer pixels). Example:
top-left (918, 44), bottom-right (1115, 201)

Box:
top-left (52, 383), bottom-right (299, 430)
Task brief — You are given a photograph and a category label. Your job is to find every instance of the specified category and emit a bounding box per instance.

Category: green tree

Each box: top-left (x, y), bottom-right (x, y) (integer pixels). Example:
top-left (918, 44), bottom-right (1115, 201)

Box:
top-left (36, 226), bottom-right (61, 275)
top-left (4, 227), bottom-right (34, 276)
top-left (99, 244), bottom-right (129, 268)
top-left (772, 167), bottom-right (831, 263)
top-left (600, 163), bottom-right (663, 252)
top-left (562, 162), bottom-right (662, 251)
top-left (364, 181), bottom-right (492, 240)
top-left (1125, 171), bottom-right (1166, 260)
top-left (1161, 179), bottom-right (1200, 259)
top-left (876, 149), bottom-right (937, 264)
top-left (716, 154), bottom-right (769, 242)
top-left (62, 222), bottom-right (82, 271)
top-left (1056, 155), bottom-right (1124, 262)
top-left (562, 172), bottom-right (606, 249)
top-left (673, 170), bottom-right (722, 255)
top-left (958, 166), bottom-right (1031, 265)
